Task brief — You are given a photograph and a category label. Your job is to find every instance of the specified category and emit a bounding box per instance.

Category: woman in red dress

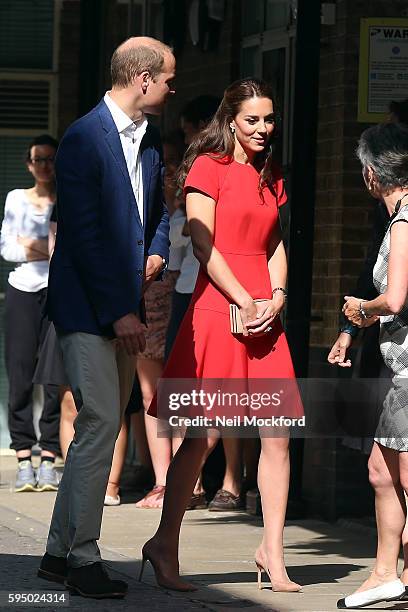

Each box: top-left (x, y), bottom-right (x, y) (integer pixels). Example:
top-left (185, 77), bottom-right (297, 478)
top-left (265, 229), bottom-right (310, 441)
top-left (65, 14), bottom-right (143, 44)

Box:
top-left (140, 78), bottom-right (302, 594)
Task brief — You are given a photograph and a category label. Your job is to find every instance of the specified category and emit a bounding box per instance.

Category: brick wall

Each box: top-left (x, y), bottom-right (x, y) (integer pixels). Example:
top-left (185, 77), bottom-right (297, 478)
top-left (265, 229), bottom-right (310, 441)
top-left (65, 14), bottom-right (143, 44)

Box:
top-left (305, 0), bottom-right (408, 520)
top-left (310, 0), bottom-right (408, 352)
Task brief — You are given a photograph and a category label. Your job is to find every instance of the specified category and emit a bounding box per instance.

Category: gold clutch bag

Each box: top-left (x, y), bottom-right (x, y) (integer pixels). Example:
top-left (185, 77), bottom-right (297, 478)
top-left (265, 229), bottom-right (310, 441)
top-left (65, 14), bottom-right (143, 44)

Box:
top-left (229, 299), bottom-right (269, 334)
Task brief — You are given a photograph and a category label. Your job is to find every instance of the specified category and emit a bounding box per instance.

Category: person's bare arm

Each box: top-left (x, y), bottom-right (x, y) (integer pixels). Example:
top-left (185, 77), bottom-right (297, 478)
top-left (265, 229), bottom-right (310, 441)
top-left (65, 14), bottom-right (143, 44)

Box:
top-left (48, 221), bottom-right (57, 257)
top-left (246, 227), bottom-right (287, 334)
top-left (187, 190), bottom-right (257, 335)
top-left (343, 220), bottom-right (408, 324)
top-left (17, 236), bottom-right (49, 261)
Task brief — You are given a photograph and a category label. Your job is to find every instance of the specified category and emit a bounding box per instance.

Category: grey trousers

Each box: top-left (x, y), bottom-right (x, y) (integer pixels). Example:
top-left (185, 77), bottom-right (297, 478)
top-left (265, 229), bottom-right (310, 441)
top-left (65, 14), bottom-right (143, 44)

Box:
top-left (46, 332), bottom-right (135, 567)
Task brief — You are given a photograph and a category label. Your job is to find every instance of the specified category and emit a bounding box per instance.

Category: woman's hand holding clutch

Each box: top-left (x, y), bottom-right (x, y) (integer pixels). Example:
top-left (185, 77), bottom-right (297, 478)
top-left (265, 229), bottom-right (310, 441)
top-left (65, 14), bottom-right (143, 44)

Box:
top-left (245, 293), bottom-right (285, 336)
top-left (239, 299), bottom-right (259, 337)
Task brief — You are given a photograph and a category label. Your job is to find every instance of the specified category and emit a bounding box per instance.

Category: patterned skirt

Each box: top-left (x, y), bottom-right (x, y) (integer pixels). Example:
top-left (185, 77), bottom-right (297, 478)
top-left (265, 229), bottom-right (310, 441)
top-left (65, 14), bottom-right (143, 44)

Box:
top-left (375, 377), bottom-right (408, 451)
top-left (139, 271), bottom-right (178, 361)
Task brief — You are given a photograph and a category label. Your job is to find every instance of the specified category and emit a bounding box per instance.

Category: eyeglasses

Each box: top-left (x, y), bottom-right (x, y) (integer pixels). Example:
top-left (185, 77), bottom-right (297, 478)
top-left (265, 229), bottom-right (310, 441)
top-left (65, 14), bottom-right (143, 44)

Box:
top-left (30, 157), bottom-right (55, 165)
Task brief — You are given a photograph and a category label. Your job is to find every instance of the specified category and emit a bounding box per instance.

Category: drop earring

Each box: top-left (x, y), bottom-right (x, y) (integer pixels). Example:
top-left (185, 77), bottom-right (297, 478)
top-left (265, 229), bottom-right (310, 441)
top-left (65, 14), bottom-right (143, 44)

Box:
top-left (230, 124), bottom-right (235, 134)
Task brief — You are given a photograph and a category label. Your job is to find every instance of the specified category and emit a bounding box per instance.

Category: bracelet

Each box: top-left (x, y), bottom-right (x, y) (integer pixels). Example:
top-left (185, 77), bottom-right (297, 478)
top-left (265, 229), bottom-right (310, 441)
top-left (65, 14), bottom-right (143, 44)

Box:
top-left (359, 300), bottom-right (372, 320)
top-left (272, 287), bottom-right (287, 299)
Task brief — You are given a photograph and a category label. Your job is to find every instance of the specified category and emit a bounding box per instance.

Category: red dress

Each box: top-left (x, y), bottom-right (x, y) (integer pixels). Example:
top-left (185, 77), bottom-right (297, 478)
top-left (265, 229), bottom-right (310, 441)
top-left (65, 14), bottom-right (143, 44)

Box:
top-left (149, 155), bottom-right (302, 419)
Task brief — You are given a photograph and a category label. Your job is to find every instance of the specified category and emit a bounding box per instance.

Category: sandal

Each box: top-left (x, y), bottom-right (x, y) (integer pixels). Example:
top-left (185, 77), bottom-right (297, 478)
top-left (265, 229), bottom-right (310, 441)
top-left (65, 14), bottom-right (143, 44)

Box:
top-left (135, 485), bottom-right (166, 508)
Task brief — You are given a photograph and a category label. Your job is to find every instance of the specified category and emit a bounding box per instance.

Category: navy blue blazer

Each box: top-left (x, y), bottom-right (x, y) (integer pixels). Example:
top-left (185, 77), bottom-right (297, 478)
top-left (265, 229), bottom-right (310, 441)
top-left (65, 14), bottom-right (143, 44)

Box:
top-left (47, 99), bottom-right (169, 336)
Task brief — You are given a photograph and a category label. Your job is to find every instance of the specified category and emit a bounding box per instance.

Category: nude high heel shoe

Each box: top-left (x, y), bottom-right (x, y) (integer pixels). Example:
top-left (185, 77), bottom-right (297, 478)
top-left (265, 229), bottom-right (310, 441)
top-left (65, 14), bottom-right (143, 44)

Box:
top-left (255, 559), bottom-right (302, 592)
top-left (139, 542), bottom-right (197, 592)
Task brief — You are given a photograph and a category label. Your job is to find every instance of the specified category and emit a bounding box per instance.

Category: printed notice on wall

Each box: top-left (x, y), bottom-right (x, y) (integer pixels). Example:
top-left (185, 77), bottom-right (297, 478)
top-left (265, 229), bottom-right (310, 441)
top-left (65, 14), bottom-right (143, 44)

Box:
top-left (358, 18), bottom-right (408, 122)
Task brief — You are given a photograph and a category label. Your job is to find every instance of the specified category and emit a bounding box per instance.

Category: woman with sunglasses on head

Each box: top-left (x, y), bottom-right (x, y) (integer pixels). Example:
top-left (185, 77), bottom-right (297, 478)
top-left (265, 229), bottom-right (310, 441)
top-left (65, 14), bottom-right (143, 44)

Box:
top-left (0, 134), bottom-right (60, 493)
top-left (140, 78), bottom-right (302, 594)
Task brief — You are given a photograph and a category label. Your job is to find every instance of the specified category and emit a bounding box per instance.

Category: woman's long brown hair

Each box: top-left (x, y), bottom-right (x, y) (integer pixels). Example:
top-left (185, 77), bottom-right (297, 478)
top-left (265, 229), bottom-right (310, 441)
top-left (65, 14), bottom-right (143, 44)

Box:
top-left (178, 78), bottom-right (279, 197)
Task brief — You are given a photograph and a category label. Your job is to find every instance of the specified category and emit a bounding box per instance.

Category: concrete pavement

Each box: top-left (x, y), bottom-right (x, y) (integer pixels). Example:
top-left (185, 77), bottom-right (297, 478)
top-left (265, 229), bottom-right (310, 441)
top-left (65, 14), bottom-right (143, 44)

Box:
top-left (0, 455), bottom-right (406, 612)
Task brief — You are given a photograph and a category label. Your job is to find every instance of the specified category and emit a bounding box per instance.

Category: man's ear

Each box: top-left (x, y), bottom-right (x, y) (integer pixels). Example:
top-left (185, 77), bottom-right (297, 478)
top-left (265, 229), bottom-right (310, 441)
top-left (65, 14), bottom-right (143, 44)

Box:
top-left (140, 70), bottom-right (150, 93)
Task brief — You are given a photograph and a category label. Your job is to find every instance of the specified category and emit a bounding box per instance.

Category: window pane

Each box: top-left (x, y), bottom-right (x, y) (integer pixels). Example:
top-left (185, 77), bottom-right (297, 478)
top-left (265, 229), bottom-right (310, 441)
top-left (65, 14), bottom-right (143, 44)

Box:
top-left (265, 0), bottom-right (290, 30)
top-left (0, 0), bottom-right (54, 70)
top-left (242, 46), bottom-right (260, 78)
top-left (242, 0), bottom-right (263, 36)
top-left (148, 0), bottom-right (164, 40)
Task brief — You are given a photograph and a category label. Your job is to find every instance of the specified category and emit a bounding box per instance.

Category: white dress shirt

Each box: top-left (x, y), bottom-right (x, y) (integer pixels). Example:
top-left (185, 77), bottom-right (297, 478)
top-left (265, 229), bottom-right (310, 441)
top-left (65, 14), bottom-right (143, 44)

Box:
top-left (169, 208), bottom-right (199, 294)
top-left (104, 92), bottom-right (148, 225)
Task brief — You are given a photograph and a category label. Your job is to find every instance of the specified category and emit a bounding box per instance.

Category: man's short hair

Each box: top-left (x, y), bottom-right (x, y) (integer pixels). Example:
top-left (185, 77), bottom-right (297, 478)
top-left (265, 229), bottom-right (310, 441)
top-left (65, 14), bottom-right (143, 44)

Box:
top-left (111, 39), bottom-right (172, 88)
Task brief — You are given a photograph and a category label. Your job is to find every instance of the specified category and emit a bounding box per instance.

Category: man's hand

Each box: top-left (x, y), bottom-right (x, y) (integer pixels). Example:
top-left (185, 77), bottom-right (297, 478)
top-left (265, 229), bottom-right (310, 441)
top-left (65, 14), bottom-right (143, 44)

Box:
top-left (327, 332), bottom-right (353, 367)
top-left (143, 254), bottom-right (164, 292)
top-left (113, 313), bottom-right (146, 355)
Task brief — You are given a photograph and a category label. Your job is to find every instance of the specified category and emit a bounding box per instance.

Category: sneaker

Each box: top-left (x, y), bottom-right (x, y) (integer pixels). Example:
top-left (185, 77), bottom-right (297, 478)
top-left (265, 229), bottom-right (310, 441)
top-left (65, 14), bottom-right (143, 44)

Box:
top-left (36, 460), bottom-right (59, 492)
top-left (15, 460), bottom-right (37, 492)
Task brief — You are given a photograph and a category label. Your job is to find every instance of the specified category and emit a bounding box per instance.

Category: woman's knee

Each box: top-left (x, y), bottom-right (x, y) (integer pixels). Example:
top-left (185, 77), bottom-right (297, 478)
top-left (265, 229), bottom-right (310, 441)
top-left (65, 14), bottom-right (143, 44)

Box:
top-left (368, 454), bottom-right (396, 490)
top-left (260, 436), bottom-right (289, 460)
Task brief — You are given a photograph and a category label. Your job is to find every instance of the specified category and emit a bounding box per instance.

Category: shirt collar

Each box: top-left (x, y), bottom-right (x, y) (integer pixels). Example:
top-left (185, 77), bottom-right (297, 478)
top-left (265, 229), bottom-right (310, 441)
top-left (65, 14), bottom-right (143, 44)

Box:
top-left (104, 92), bottom-right (147, 136)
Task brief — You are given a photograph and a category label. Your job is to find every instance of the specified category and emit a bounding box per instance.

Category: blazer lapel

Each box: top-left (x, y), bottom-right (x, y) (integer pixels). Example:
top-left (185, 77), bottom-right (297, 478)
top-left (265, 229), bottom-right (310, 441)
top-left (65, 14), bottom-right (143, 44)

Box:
top-left (141, 141), bottom-right (153, 227)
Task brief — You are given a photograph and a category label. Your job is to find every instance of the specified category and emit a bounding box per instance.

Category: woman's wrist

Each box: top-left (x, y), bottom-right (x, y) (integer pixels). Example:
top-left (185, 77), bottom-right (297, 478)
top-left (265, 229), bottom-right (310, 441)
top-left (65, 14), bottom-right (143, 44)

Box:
top-left (272, 287), bottom-right (287, 300)
top-left (359, 300), bottom-right (373, 319)
top-left (237, 293), bottom-right (254, 309)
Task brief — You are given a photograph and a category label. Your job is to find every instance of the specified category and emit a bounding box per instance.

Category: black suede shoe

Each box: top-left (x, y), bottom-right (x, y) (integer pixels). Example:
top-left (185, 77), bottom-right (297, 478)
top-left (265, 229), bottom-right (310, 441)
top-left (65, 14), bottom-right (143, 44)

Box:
top-left (38, 553), bottom-right (68, 584)
top-left (65, 562), bottom-right (128, 599)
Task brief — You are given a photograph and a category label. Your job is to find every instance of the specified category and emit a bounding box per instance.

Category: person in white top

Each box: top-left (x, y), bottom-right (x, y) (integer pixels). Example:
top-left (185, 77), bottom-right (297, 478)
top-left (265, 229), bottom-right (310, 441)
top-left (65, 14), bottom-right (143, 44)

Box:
top-left (0, 134), bottom-right (60, 493)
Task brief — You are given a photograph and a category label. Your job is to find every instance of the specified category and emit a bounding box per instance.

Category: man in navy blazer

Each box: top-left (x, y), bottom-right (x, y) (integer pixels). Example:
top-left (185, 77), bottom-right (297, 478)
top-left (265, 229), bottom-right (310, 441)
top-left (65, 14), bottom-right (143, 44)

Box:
top-left (38, 37), bottom-right (175, 599)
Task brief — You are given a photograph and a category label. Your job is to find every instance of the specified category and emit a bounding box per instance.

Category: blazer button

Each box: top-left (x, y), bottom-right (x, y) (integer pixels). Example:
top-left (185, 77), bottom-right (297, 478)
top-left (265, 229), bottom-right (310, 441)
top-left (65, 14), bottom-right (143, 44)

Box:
top-left (137, 240), bottom-right (144, 246)
top-left (137, 269), bottom-right (143, 276)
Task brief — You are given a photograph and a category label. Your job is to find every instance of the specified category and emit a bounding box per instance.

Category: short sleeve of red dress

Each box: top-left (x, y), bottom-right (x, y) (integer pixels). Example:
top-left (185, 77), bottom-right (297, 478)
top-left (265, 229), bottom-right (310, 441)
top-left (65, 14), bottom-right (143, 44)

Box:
top-left (270, 161), bottom-right (287, 207)
top-left (184, 155), bottom-right (220, 201)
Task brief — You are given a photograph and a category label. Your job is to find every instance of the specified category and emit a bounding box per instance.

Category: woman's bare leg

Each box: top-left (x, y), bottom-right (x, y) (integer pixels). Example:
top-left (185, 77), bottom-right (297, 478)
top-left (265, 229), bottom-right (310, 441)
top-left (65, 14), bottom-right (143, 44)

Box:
top-left (105, 418), bottom-right (129, 499)
top-left (143, 430), bottom-right (219, 586)
top-left (255, 434), bottom-right (300, 590)
top-left (172, 430), bottom-right (205, 495)
top-left (136, 358), bottom-right (172, 507)
top-left (399, 454), bottom-right (408, 584)
top-left (59, 386), bottom-right (76, 460)
top-left (400, 495), bottom-right (408, 583)
top-left (220, 437), bottom-right (242, 496)
top-left (349, 442), bottom-right (404, 594)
